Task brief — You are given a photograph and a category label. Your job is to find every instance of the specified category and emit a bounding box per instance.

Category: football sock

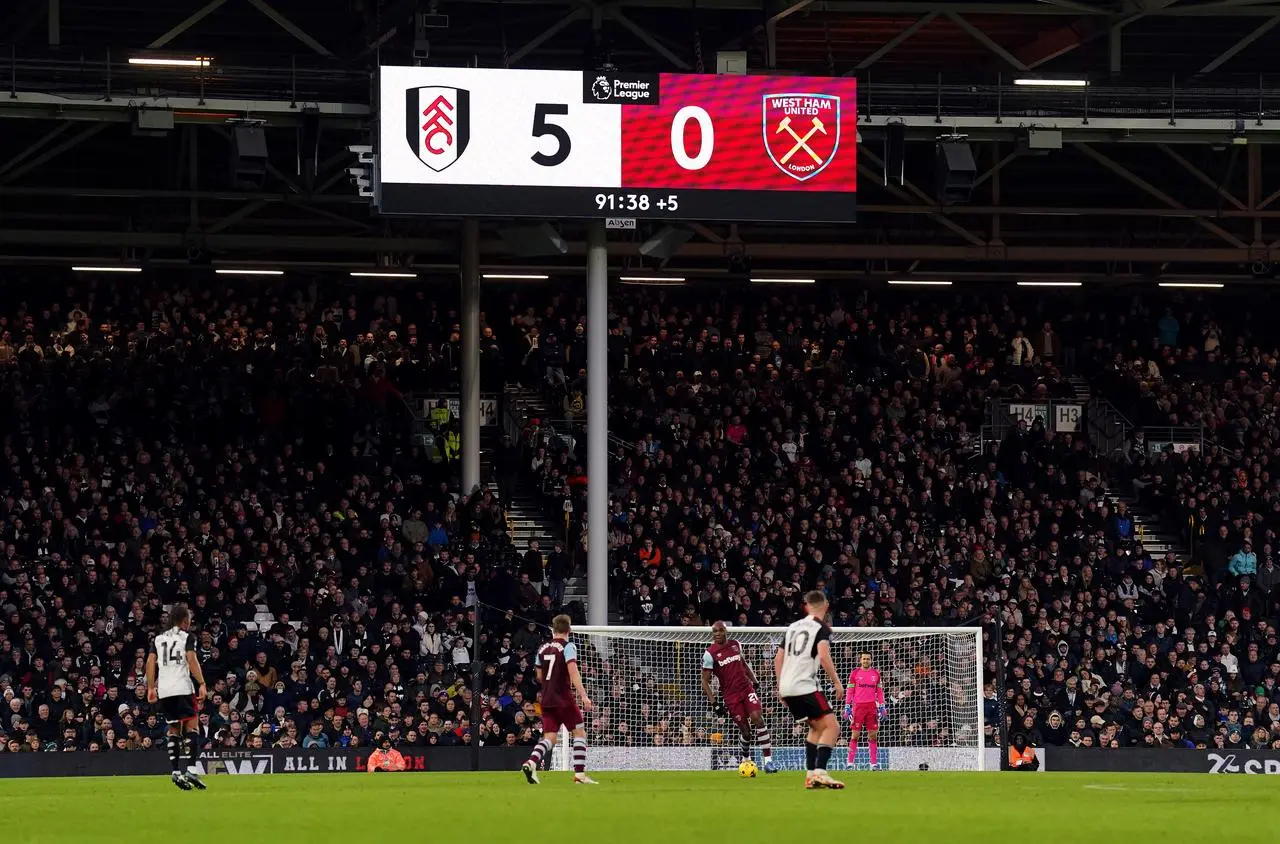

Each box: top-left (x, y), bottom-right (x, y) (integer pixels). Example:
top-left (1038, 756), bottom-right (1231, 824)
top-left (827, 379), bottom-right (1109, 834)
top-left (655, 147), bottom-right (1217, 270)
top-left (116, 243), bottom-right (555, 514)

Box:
top-left (740, 733), bottom-right (752, 763)
top-left (526, 738), bottom-right (552, 767)
top-left (571, 738), bottom-right (587, 774)
top-left (815, 744), bottom-right (833, 772)
top-left (185, 732), bottom-right (200, 771)
top-left (755, 725), bottom-right (773, 761)
top-left (848, 740), bottom-right (858, 764)
top-left (804, 741), bottom-right (817, 771)
top-left (165, 732), bottom-right (184, 773)
top-left (868, 740), bottom-right (879, 767)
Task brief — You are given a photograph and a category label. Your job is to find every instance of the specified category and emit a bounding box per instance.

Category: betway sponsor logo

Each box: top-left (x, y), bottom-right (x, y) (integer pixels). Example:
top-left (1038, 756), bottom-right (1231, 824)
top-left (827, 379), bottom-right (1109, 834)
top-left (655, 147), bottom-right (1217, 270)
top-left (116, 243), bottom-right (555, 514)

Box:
top-left (1207, 753), bottom-right (1280, 774)
top-left (716, 653), bottom-right (743, 668)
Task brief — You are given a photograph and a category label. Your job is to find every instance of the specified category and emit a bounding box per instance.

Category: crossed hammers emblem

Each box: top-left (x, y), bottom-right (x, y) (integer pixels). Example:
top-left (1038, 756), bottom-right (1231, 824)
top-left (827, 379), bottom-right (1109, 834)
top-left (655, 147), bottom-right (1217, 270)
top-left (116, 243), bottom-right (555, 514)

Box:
top-left (775, 115), bottom-right (828, 165)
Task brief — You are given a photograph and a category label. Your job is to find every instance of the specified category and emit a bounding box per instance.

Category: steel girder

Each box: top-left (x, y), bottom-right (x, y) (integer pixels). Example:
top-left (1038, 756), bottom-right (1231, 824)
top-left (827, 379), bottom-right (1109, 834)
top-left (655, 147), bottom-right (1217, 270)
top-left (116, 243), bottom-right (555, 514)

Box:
top-left (0, 108), bottom-right (1279, 275)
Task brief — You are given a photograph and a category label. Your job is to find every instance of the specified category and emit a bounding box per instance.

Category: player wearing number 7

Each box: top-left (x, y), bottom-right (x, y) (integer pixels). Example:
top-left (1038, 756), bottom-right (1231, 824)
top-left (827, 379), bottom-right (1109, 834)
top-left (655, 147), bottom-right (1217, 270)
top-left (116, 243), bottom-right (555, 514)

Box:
top-left (844, 652), bottom-right (886, 769)
top-left (522, 614), bottom-right (597, 785)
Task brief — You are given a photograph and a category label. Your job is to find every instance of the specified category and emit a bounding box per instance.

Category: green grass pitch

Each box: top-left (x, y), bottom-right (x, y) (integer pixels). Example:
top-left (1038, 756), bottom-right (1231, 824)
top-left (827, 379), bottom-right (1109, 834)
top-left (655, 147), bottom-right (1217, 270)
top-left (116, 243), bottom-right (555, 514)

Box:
top-left (1, 771), bottom-right (1275, 843)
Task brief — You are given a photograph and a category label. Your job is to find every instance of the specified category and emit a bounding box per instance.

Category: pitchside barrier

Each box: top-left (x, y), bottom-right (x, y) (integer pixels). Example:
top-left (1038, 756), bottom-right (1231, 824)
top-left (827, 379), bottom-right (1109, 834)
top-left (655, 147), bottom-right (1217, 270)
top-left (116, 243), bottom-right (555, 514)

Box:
top-left (0, 747), bottom-right (1274, 778)
top-left (0, 748), bottom-right (531, 778)
top-left (1048, 748), bottom-right (1280, 775)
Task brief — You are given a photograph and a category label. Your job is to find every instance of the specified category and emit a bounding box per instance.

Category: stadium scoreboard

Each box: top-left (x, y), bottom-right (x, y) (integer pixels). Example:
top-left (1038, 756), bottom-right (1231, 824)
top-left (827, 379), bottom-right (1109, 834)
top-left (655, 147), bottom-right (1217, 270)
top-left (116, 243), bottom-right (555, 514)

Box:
top-left (376, 66), bottom-right (858, 222)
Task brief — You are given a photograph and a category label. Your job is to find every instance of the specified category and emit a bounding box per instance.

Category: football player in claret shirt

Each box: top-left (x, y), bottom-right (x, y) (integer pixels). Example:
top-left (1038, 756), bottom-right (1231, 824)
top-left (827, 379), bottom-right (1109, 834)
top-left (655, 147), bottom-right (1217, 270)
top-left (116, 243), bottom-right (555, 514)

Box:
top-left (844, 652), bottom-right (886, 769)
top-left (521, 614), bottom-right (597, 785)
top-left (701, 621), bottom-right (777, 773)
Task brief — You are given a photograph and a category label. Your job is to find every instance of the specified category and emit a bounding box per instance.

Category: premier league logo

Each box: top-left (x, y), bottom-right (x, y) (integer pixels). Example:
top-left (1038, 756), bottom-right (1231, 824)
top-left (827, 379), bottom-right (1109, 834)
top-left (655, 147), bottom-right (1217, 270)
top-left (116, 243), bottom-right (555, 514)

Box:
top-left (762, 93), bottom-right (840, 182)
top-left (406, 86), bottom-right (470, 172)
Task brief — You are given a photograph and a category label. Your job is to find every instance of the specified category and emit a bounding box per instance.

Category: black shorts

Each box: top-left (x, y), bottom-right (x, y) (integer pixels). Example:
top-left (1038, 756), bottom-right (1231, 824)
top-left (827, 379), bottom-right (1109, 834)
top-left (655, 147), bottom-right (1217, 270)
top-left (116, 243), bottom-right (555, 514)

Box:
top-left (783, 691), bottom-right (833, 721)
top-left (158, 695), bottom-right (197, 724)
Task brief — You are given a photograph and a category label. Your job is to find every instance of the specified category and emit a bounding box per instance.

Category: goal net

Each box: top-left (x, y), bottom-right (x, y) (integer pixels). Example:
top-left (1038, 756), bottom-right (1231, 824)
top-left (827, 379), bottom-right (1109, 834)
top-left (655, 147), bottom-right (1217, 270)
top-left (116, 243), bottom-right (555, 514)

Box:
top-left (549, 626), bottom-right (983, 772)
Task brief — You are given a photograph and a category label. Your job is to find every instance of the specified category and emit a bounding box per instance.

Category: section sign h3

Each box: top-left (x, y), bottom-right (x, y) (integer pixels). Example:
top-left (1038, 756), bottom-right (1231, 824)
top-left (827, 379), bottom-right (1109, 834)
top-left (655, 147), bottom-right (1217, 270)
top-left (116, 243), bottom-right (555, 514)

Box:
top-left (377, 66), bottom-right (857, 222)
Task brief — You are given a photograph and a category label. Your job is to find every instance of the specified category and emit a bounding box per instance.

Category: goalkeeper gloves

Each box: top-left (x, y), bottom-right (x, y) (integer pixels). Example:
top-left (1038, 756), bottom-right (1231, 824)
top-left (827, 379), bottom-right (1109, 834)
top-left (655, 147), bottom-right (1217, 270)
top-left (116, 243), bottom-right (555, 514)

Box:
top-left (842, 705), bottom-right (853, 721)
top-left (877, 704), bottom-right (887, 721)
top-left (712, 701), bottom-right (727, 717)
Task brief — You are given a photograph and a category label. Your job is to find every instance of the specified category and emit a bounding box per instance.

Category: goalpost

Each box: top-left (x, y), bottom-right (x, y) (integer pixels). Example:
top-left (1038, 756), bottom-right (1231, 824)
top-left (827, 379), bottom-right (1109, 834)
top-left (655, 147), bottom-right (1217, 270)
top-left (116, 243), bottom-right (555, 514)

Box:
top-left (548, 626), bottom-right (984, 772)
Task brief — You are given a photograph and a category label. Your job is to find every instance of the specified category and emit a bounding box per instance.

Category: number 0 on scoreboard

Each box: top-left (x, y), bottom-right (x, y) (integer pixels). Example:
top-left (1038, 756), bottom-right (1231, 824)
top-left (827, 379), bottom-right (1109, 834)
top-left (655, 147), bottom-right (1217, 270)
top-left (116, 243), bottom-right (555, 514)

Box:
top-left (376, 66), bottom-right (858, 222)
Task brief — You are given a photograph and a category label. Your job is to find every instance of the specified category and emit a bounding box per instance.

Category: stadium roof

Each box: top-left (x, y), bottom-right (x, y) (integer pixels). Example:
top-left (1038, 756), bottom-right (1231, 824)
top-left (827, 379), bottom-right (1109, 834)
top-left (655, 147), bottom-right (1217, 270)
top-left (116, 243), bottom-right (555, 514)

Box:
top-left (4, 0), bottom-right (1280, 282)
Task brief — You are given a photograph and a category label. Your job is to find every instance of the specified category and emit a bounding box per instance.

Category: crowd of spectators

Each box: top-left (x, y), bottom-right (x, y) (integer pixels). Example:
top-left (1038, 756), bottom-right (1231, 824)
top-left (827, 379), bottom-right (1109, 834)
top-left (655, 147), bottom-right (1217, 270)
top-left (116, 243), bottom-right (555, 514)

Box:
top-left (0, 276), bottom-right (559, 755)
top-left (3, 274), bottom-right (1280, 761)
top-left (505, 286), bottom-right (1280, 753)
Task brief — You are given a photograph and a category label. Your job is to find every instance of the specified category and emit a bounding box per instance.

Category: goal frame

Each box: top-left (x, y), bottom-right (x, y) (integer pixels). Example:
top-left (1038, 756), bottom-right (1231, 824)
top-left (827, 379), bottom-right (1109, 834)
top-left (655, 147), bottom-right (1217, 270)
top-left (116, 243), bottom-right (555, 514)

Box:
top-left (548, 625), bottom-right (985, 772)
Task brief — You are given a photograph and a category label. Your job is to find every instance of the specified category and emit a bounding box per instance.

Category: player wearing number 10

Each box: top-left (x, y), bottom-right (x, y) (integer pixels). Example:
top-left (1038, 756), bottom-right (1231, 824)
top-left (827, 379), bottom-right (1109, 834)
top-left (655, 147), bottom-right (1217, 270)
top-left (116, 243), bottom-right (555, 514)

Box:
top-left (522, 614), bottom-right (597, 785)
top-left (775, 591), bottom-right (845, 790)
top-left (146, 603), bottom-right (208, 792)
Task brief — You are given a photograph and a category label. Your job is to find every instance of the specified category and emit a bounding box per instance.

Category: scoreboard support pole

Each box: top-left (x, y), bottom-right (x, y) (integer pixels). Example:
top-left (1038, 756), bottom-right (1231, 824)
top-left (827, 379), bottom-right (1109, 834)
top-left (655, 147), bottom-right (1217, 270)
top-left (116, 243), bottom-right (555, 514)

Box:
top-left (460, 218), bottom-right (482, 496)
top-left (586, 219), bottom-right (609, 626)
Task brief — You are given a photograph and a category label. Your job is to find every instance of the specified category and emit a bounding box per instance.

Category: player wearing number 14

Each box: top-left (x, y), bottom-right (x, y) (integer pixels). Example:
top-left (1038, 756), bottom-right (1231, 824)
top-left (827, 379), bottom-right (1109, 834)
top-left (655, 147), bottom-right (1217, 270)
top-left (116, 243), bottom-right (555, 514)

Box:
top-left (522, 614), bottom-right (597, 785)
top-left (146, 603), bottom-right (209, 792)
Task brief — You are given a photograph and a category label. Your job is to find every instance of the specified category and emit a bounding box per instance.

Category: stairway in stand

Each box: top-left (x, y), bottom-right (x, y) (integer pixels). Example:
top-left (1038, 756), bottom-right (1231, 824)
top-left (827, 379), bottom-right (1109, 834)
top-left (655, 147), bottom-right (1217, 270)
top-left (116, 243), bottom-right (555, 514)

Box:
top-left (1071, 377), bottom-right (1193, 568)
top-left (1066, 375), bottom-right (1091, 404)
top-left (501, 387), bottom-right (590, 613)
top-left (1102, 490), bottom-right (1192, 569)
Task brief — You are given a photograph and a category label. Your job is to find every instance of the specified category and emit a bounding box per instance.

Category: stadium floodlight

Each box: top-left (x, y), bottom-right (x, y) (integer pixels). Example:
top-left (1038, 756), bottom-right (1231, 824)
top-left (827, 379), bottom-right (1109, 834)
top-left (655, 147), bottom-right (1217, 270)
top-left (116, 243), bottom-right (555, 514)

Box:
top-left (750, 277), bottom-right (815, 284)
top-left (128, 56), bottom-right (212, 68)
top-left (888, 279), bottom-right (951, 286)
top-left (349, 271), bottom-right (417, 278)
top-left (548, 626), bottom-right (984, 772)
top-left (214, 268), bottom-right (284, 276)
top-left (1017, 281), bottom-right (1082, 287)
top-left (71, 265), bottom-right (142, 273)
top-left (1158, 282), bottom-right (1225, 288)
top-left (1014, 78), bottom-right (1087, 87)
top-left (481, 273), bottom-right (549, 280)
top-left (618, 276), bottom-right (686, 285)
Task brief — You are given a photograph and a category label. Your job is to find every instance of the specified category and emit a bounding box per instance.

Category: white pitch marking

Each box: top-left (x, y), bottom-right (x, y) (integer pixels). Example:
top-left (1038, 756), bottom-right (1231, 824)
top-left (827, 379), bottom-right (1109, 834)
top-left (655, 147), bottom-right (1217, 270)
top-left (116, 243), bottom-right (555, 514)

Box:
top-left (1084, 784), bottom-right (1198, 793)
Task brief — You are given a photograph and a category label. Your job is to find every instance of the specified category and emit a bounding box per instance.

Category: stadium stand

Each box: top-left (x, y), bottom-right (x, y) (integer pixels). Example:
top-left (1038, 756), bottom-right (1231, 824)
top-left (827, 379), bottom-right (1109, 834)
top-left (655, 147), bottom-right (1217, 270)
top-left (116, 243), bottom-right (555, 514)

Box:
top-left (1, 279), bottom-right (1278, 759)
top-left (505, 287), bottom-right (1280, 753)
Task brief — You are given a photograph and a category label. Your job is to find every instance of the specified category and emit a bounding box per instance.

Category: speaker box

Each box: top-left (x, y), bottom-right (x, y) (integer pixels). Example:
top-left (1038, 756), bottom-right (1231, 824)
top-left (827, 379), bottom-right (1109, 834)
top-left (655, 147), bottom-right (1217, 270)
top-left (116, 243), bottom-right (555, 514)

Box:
top-left (498, 223), bottom-right (568, 257)
top-left (298, 111), bottom-right (320, 179)
top-left (936, 142), bottom-right (976, 203)
top-left (885, 123), bottom-right (905, 186)
top-left (639, 226), bottom-right (694, 260)
top-left (231, 125), bottom-right (268, 189)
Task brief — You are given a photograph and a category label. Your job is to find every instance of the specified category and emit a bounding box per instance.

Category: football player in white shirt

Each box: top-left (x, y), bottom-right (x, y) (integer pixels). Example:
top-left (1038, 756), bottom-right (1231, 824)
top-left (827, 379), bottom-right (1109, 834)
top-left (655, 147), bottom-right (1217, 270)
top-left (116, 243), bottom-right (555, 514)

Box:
top-left (774, 590), bottom-right (845, 789)
top-left (146, 604), bottom-right (208, 791)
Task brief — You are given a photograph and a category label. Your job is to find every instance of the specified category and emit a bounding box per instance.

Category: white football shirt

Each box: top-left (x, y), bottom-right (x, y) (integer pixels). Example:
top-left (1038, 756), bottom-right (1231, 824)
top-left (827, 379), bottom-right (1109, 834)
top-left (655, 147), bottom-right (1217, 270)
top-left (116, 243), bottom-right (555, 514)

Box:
top-left (778, 615), bottom-right (831, 697)
top-left (151, 627), bottom-right (196, 698)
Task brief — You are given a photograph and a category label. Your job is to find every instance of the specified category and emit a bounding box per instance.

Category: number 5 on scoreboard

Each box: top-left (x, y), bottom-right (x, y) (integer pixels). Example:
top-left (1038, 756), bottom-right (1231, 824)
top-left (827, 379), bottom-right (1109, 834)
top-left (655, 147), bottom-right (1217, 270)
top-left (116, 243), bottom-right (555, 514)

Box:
top-left (531, 104), bottom-right (571, 167)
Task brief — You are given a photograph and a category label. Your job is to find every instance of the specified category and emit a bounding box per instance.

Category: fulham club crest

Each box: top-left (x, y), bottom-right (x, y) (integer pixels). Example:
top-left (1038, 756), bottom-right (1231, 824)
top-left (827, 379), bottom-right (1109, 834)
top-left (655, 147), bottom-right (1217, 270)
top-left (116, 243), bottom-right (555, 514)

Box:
top-left (762, 93), bottom-right (840, 182)
top-left (406, 86), bottom-right (470, 172)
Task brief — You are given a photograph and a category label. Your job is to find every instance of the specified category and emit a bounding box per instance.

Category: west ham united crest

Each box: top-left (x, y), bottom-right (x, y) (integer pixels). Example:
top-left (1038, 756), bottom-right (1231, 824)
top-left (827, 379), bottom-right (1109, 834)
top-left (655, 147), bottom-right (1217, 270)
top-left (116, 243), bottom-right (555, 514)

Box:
top-left (762, 93), bottom-right (840, 182)
top-left (406, 86), bottom-right (470, 172)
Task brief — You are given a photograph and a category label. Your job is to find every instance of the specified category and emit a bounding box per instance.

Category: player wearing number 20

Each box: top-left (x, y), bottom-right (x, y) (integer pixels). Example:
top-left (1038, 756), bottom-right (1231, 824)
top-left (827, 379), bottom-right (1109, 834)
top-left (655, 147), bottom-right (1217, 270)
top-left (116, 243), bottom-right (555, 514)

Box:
top-left (702, 621), bottom-right (777, 773)
top-left (844, 653), bottom-right (886, 769)
top-left (522, 614), bottom-right (597, 785)
top-left (146, 604), bottom-right (208, 791)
